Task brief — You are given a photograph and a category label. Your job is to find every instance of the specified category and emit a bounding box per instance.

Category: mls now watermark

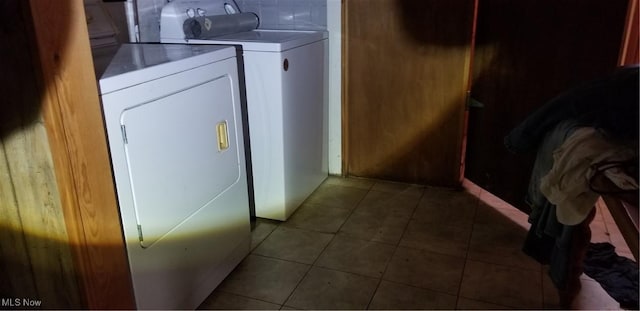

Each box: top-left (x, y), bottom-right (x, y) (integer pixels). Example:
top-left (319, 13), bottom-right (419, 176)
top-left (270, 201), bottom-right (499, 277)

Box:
top-left (1, 298), bottom-right (42, 308)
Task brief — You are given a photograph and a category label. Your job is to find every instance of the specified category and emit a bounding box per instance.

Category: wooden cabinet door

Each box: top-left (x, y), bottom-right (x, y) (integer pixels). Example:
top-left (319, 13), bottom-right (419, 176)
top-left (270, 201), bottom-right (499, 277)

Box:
top-left (344, 0), bottom-right (476, 186)
top-left (464, 0), bottom-right (629, 211)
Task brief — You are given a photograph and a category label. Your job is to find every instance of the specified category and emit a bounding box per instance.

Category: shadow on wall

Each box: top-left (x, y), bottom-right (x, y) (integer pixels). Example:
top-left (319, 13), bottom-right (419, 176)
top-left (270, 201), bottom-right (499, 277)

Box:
top-left (0, 1), bottom-right (53, 139)
top-left (345, 0), bottom-right (475, 186)
top-left (0, 216), bottom-right (247, 309)
top-left (397, 0), bottom-right (475, 47)
top-left (382, 0), bottom-right (629, 211)
top-left (0, 1), bottom-right (81, 308)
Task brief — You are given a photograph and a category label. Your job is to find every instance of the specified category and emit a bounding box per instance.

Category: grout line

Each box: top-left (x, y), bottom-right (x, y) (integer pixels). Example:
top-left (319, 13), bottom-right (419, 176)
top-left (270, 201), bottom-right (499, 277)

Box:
top-left (213, 289), bottom-right (284, 308)
top-left (279, 266), bottom-right (313, 309)
top-left (363, 191), bottom-right (424, 309)
top-left (364, 277), bottom-right (384, 309)
top-left (249, 220), bottom-right (280, 253)
top-left (453, 185), bottom-right (481, 309)
top-left (241, 177), bottom-right (593, 310)
top-left (257, 177), bottom-right (549, 309)
top-left (276, 179), bottom-right (372, 309)
top-left (330, 182), bottom-right (371, 235)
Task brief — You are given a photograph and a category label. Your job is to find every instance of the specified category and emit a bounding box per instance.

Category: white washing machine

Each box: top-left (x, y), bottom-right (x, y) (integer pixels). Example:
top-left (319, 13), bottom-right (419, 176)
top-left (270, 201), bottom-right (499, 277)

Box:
top-left (160, 1), bottom-right (329, 221)
top-left (98, 43), bottom-right (250, 309)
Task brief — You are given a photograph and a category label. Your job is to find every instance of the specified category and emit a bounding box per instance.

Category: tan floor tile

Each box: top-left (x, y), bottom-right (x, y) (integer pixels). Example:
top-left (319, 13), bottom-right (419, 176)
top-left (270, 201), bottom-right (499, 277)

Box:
top-left (217, 255), bottom-right (309, 304)
top-left (338, 210), bottom-right (410, 245)
top-left (413, 189), bottom-right (477, 228)
top-left (323, 176), bottom-right (375, 190)
top-left (315, 235), bottom-right (396, 278)
top-left (357, 190), bottom-right (420, 217)
top-left (468, 203), bottom-right (539, 271)
top-left (304, 184), bottom-right (368, 210)
top-left (467, 222), bottom-right (541, 271)
top-left (421, 186), bottom-right (479, 208)
top-left (284, 267), bottom-right (378, 310)
top-left (371, 180), bottom-right (425, 198)
top-left (201, 179), bottom-right (631, 310)
top-left (252, 227), bottom-right (333, 264)
top-left (571, 279), bottom-right (622, 310)
top-left (400, 219), bottom-right (471, 258)
top-left (459, 260), bottom-right (542, 309)
top-left (473, 202), bottom-right (529, 229)
top-left (455, 297), bottom-right (512, 310)
top-left (369, 280), bottom-right (457, 310)
top-left (282, 203), bottom-right (351, 233)
top-left (474, 199), bottom-right (531, 230)
top-left (383, 246), bottom-right (465, 295)
top-left (251, 218), bottom-right (280, 250)
top-left (198, 291), bottom-right (281, 310)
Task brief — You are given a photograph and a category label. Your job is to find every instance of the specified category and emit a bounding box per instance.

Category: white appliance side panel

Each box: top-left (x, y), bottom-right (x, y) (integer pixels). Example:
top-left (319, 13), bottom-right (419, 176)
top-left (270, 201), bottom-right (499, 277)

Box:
top-left (101, 57), bottom-right (250, 309)
top-left (281, 39), bottom-right (329, 219)
top-left (242, 51), bottom-right (288, 220)
top-left (121, 75), bottom-right (240, 247)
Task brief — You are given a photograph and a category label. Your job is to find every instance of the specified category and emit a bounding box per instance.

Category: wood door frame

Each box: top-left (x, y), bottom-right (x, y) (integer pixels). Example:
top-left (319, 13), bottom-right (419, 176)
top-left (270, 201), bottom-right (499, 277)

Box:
top-left (27, 0), bottom-right (135, 308)
top-left (619, 0), bottom-right (639, 65)
top-left (458, 0), bottom-right (480, 183)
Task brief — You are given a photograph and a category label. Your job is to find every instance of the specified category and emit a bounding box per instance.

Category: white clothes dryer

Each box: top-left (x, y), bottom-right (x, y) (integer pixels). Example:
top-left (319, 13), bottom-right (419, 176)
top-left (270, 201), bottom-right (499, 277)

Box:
top-left (98, 43), bottom-right (250, 309)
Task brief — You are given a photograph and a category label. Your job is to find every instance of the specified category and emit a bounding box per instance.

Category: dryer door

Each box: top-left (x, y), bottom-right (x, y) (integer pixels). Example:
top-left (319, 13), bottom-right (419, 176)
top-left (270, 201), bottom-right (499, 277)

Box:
top-left (121, 75), bottom-right (241, 248)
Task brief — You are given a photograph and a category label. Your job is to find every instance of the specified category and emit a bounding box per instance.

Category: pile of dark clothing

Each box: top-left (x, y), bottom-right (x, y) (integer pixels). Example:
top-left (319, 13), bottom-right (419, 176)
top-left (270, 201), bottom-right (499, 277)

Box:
top-left (503, 65), bottom-right (639, 307)
top-left (584, 242), bottom-right (639, 309)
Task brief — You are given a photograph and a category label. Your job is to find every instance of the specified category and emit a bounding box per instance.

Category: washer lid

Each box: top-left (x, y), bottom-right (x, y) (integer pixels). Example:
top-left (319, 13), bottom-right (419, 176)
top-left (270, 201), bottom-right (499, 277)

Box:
top-left (99, 43), bottom-right (237, 94)
top-left (187, 29), bottom-right (328, 52)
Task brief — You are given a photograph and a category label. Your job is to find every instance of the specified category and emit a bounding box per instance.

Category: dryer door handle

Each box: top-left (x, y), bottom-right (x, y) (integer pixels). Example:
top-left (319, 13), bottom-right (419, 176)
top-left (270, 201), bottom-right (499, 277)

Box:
top-left (216, 121), bottom-right (230, 151)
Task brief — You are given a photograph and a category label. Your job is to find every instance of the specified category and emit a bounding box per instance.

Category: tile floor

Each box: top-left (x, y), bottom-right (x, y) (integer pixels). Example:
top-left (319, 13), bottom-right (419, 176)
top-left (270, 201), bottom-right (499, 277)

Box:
top-left (199, 176), bottom-right (634, 310)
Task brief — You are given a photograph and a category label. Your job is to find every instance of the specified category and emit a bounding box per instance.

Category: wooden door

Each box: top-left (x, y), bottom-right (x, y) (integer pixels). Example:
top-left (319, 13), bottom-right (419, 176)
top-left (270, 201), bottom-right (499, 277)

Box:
top-left (344, 0), bottom-right (476, 186)
top-left (464, 0), bottom-right (630, 211)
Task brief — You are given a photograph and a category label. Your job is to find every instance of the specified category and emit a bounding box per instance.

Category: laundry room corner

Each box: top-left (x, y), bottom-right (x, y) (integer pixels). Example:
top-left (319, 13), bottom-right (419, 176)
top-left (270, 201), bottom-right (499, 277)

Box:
top-left (81, 0), bottom-right (344, 307)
